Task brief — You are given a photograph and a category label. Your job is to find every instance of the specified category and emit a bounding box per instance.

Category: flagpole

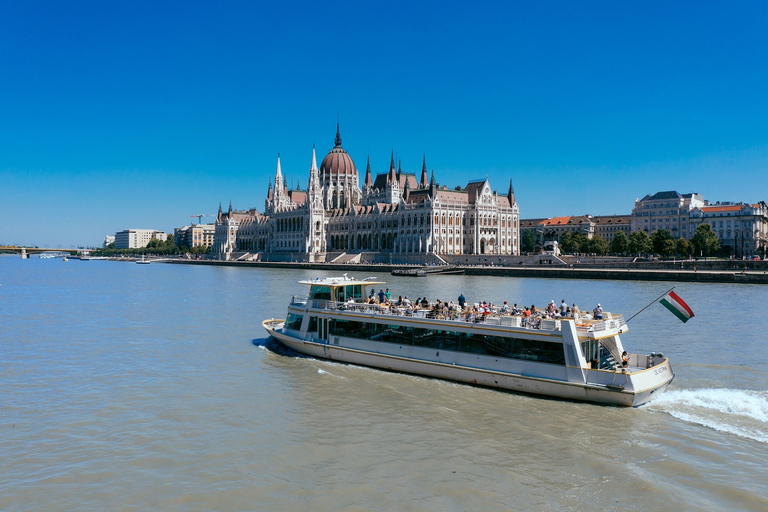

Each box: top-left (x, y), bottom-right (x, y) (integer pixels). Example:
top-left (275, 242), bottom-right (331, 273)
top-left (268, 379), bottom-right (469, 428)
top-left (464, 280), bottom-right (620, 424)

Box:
top-left (625, 286), bottom-right (676, 323)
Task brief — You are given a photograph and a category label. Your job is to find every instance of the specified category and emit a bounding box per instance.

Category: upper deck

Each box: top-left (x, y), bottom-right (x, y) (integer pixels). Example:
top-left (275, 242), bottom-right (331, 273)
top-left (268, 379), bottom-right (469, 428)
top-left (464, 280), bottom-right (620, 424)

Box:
top-left (289, 294), bottom-right (627, 339)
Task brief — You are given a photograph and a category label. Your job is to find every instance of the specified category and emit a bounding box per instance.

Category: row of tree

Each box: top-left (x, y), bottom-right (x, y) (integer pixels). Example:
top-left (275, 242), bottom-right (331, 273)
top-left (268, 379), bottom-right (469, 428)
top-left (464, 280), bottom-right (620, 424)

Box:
top-left (522, 224), bottom-right (722, 257)
top-left (92, 237), bottom-right (211, 256)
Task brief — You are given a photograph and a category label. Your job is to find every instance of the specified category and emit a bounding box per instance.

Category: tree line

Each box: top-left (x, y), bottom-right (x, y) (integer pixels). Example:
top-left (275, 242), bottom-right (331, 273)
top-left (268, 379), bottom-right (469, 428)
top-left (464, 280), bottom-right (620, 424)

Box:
top-left (92, 237), bottom-right (211, 256)
top-left (521, 224), bottom-right (723, 257)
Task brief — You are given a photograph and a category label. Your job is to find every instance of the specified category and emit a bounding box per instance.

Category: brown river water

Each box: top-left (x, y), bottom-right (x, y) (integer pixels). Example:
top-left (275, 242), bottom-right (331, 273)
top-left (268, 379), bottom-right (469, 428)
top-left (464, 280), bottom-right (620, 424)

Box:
top-left (1, 256), bottom-right (767, 511)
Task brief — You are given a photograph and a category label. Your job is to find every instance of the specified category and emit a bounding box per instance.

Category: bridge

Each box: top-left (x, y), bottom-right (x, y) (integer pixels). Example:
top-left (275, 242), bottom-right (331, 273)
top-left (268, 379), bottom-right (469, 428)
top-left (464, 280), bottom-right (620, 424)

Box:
top-left (0, 246), bottom-right (79, 255)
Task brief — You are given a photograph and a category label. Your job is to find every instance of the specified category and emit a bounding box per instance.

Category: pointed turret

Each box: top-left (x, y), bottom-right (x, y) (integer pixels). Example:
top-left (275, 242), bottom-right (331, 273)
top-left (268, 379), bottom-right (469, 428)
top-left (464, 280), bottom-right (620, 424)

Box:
top-left (310, 144), bottom-right (318, 173)
top-left (429, 169), bottom-right (436, 188)
top-left (420, 155), bottom-right (428, 188)
top-left (507, 179), bottom-right (515, 204)
top-left (364, 154), bottom-right (372, 188)
top-left (228, 200), bottom-right (232, 214)
top-left (296, 178), bottom-right (301, 191)
top-left (334, 121), bottom-right (342, 147)
top-left (267, 178), bottom-right (273, 199)
top-left (217, 202), bottom-right (222, 221)
top-left (388, 150), bottom-right (396, 183)
top-left (397, 160), bottom-right (402, 181)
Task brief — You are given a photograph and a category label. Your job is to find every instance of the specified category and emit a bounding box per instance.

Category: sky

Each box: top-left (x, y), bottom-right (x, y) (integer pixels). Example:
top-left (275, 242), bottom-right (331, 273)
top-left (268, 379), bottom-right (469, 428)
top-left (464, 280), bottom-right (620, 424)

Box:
top-left (1, 0), bottom-right (767, 248)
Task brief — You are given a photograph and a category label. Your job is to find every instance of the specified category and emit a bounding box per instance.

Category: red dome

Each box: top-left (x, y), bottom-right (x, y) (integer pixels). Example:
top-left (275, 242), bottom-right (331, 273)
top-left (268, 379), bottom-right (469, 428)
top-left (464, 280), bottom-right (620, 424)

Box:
top-left (320, 123), bottom-right (357, 176)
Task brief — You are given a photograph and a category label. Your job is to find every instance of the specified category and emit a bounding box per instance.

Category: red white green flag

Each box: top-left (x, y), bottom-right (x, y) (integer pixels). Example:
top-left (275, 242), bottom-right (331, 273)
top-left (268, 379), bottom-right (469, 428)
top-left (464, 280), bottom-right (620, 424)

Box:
top-left (660, 290), bottom-right (694, 323)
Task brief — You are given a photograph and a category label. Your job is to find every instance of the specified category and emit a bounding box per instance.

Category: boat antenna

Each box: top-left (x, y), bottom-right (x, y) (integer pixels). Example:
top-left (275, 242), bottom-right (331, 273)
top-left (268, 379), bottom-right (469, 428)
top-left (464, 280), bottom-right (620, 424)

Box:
top-left (625, 286), bottom-right (675, 323)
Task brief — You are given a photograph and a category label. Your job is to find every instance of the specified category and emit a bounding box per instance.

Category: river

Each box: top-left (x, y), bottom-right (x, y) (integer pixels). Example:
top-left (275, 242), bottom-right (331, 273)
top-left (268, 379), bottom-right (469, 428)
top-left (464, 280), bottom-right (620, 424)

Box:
top-left (1, 256), bottom-right (767, 511)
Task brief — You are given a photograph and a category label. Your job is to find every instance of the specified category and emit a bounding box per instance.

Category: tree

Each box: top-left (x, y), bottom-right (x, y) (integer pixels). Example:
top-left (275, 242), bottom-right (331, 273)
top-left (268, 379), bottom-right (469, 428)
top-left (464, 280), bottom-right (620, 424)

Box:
top-left (572, 233), bottom-right (589, 254)
top-left (588, 235), bottom-right (609, 255)
top-left (675, 237), bottom-right (690, 257)
top-left (521, 230), bottom-right (536, 253)
top-left (610, 231), bottom-right (628, 255)
top-left (628, 230), bottom-right (652, 256)
top-left (690, 224), bottom-right (720, 257)
top-left (559, 232), bottom-right (574, 254)
top-left (651, 229), bottom-right (675, 257)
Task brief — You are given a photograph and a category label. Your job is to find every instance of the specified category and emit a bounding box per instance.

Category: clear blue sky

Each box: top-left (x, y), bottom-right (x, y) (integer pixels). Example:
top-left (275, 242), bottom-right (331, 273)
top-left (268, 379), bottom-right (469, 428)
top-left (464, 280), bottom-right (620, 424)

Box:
top-left (2, 1), bottom-right (767, 248)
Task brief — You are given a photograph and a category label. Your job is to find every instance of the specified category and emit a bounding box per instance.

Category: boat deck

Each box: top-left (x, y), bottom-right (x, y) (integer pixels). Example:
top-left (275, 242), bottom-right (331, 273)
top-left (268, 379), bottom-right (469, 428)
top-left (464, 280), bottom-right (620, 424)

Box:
top-left (290, 296), bottom-right (625, 337)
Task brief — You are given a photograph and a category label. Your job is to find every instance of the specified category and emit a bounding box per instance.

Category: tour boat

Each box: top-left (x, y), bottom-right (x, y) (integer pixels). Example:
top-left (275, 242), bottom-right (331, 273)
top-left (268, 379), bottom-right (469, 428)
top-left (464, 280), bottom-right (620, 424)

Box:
top-left (263, 275), bottom-right (674, 407)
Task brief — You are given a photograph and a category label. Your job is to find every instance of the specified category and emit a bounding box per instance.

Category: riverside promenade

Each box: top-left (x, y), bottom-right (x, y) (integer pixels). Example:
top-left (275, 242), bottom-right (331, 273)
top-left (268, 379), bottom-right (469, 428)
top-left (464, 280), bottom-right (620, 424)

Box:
top-left (166, 259), bottom-right (768, 284)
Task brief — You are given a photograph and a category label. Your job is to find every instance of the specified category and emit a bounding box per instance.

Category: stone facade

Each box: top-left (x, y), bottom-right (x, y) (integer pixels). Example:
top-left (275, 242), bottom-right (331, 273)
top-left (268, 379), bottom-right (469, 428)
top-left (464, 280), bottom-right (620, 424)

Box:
top-left (212, 125), bottom-right (520, 262)
top-left (690, 202), bottom-right (768, 257)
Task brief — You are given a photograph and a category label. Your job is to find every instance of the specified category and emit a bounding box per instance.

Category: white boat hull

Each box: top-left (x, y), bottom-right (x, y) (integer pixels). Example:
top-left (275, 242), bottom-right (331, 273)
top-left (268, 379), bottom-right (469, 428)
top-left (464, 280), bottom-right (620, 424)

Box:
top-left (263, 320), bottom-right (672, 407)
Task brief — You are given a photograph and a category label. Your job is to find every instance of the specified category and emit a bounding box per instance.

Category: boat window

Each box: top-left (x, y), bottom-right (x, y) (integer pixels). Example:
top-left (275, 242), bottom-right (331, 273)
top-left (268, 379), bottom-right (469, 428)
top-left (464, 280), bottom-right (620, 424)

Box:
top-left (345, 284), bottom-right (362, 299)
top-left (335, 287), bottom-right (345, 302)
top-left (310, 286), bottom-right (332, 300)
top-left (327, 320), bottom-right (565, 365)
top-left (308, 317), bottom-right (318, 332)
top-left (286, 313), bottom-right (303, 330)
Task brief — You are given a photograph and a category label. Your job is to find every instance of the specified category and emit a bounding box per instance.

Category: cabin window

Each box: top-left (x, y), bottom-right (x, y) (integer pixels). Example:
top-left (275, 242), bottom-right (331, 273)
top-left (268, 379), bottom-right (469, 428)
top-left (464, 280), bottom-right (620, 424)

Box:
top-left (286, 313), bottom-right (303, 330)
top-left (335, 287), bottom-right (345, 302)
top-left (310, 286), bottom-right (332, 300)
top-left (308, 317), bottom-right (318, 332)
top-left (345, 284), bottom-right (362, 299)
top-left (327, 320), bottom-right (565, 365)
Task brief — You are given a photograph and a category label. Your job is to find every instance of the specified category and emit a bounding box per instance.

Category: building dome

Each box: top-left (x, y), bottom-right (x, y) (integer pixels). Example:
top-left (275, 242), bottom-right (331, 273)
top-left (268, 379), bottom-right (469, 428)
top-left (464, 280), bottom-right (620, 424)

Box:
top-left (320, 123), bottom-right (357, 177)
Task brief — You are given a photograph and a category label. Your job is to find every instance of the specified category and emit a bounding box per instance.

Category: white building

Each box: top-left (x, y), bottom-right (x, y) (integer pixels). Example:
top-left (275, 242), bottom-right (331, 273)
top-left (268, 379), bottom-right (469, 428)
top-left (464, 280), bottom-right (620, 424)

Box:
top-left (631, 191), bottom-right (705, 239)
top-left (114, 229), bottom-right (168, 249)
top-left (103, 235), bottom-right (115, 248)
top-left (690, 202), bottom-right (768, 257)
top-left (213, 124), bottom-right (520, 262)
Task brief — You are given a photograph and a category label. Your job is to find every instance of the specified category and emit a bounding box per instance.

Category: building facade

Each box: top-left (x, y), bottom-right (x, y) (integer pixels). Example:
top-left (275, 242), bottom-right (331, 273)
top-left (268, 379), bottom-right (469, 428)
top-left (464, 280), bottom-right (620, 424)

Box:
top-left (212, 125), bottom-right (520, 262)
top-left (114, 229), bottom-right (168, 249)
top-left (174, 224), bottom-right (216, 249)
top-left (689, 202), bottom-right (768, 257)
top-left (631, 191), bottom-right (705, 239)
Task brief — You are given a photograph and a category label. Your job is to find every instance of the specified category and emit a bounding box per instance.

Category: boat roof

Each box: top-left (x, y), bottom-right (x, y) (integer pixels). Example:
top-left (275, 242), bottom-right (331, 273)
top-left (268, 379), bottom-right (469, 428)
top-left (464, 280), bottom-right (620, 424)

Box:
top-left (298, 275), bottom-right (386, 287)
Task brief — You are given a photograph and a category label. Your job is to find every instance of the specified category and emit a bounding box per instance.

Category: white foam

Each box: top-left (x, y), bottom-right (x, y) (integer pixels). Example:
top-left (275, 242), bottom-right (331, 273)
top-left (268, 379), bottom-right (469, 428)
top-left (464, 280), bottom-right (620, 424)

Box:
top-left (647, 388), bottom-right (768, 443)
top-left (317, 368), bottom-right (346, 379)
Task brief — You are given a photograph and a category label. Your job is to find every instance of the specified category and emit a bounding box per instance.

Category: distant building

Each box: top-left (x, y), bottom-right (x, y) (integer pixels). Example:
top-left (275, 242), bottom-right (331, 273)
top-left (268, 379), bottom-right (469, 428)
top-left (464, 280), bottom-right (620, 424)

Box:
top-left (631, 191), bottom-right (705, 239)
top-left (174, 224), bottom-right (215, 249)
top-left (114, 229), bottom-right (168, 249)
top-left (592, 215), bottom-right (631, 242)
top-left (103, 235), bottom-right (115, 248)
top-left (212, 124), bottom-right (520, 262)
top-left (521, 216), bottom-right (593, 246)
top-left (690, 201), bottom-right (768, 257)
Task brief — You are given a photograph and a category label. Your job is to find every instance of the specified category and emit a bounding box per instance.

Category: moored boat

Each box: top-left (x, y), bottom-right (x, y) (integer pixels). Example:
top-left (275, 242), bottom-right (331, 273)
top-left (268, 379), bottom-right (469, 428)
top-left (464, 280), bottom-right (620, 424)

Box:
top-left (263, 275), bottom-right (674, 407)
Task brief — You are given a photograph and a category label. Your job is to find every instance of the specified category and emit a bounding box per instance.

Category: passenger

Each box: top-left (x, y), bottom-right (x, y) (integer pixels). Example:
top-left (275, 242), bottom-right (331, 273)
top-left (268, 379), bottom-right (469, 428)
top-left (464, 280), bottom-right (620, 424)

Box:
top-left (397, 296), bottom-right (403, 306)
top-left (572, 303), bottom-right (580, 318)
top-left (421, 297), bottom-right (428, 307)
top-left (546, 300), bottom-right (557, 318)
top-left (530, 305), bottom-right (538, 316)
top-left (560, 300), bottom-right (568, 317)
top-left (385, 288), bottom-right (391, 301)
top-left (403, 296), bottom-right (411, 306)
top-left (593, 303), bottom-right (604, 320)
top-left (523, 307), bottom-right (531, 317)
top-left (458, 293), bottom-right (466, 308)
top-left (378, 289), bottom-right (385, 303)
top-left (501, 301), bottom-right (509, 314)
top-left (621, 351), bottom-right (629, 368)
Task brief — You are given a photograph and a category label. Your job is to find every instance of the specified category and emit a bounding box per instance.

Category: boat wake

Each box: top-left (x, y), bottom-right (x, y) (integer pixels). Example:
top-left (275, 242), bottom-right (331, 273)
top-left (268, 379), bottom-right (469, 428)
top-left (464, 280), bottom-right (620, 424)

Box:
top-left (646, 388), bottom-right (768, 443)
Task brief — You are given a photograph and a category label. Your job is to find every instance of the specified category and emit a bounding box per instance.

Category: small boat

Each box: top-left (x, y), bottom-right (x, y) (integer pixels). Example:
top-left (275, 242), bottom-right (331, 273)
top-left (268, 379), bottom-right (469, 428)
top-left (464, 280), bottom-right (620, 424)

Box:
top-left (136, 255), bottom-right (150, 264)
top-left (63, 257), bottom-right (68, 262)
top-left (263, 275), bottom-right (674, 407)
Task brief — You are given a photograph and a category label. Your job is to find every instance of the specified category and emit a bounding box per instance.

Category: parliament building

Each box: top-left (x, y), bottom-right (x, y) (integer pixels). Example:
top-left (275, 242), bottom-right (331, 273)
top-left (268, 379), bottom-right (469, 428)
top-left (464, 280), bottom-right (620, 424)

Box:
top-left (212, 125), bottom-right (520, 263)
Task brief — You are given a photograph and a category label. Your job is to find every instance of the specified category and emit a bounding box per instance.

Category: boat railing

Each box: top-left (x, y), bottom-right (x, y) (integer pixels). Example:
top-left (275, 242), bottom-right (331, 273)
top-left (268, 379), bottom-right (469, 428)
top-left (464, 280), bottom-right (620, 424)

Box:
top-left (296, 299), bottom-right (573, 332)
top-left (574, 314), bottom-right (625, 335)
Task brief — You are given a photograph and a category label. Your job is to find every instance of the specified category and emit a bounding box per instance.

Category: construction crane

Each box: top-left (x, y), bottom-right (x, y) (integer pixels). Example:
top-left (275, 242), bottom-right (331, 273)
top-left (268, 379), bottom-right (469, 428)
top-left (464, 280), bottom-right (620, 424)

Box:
top-left (190, 214), bottom-right (214, 224)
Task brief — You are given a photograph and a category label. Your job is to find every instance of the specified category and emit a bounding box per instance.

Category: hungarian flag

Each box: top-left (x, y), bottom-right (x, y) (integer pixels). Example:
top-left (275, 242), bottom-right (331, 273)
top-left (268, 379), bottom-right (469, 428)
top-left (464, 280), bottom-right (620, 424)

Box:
top-left (660, 291), bottom-right (694, 323)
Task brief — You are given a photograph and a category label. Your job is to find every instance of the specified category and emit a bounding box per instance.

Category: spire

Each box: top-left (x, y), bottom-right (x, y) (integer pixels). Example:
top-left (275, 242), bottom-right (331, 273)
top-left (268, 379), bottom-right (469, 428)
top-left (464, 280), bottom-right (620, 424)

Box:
top-left (430, 169), bottom-right (436, 187)
top-left (397, 159), bottom-right (401, 180)
top-left (310, 144), bottom-right (318, 172)
top-left (228, 200), bottom-right (232, 214)
top-left (388, 150), bottom-right (396, 183)
top-left (217, 202), bottom-right (222, 221)
top-left (508, 179), bottom-right (515, 204)
top-left (334, 121), bottom-right (342, 147)
top-left (296, 178), bottom-right (301, 191)
top-left (420, 155), bottom-right (428, 188)
top-left (364, 154), bottom-right (372, 188)
top-left (267, 178), bottom-right (273, 199)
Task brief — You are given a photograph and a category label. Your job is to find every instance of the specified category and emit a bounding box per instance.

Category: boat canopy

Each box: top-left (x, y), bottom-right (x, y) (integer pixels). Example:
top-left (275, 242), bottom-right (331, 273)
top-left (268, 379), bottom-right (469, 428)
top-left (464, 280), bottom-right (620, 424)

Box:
top-left (298, 275), bottom-right (386, 288)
